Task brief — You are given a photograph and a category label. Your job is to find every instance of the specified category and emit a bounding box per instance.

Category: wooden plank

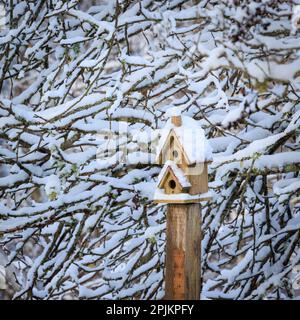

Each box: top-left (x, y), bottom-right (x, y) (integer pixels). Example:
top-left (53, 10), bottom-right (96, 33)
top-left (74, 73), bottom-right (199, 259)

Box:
top-left (188, 164), bottom-right (208, 195)
top-left (185, 204), bottom-right (201, 300)
top-left (165, 204), bottom-right (201, 300)
top-left (173, 249), bottom-right (185, 299)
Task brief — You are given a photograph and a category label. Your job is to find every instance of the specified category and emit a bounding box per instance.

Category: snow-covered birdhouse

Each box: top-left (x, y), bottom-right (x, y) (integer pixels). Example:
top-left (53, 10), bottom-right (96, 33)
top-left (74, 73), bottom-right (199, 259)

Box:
top-left (154, 108), bottom-right (212, 204)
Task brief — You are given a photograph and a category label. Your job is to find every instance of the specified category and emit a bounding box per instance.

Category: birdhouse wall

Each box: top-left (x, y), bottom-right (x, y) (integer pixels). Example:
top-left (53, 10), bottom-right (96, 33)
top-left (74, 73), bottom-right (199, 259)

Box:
top-left (165, 177), bottom-right (184, 194)
top-left (158, 132), bottom-right (189, 169)
top-left (164, 136), bottom-right (189, 169)
top-left (187, 163), bottom-right (208, 195)
top-left (161, 171), bottom-right (185, 195)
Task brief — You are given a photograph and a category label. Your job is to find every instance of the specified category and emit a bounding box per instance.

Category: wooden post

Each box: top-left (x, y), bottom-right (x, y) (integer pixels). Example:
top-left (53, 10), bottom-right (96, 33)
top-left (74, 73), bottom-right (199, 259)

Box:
top-left (165, 203), bottom-right (201, 300)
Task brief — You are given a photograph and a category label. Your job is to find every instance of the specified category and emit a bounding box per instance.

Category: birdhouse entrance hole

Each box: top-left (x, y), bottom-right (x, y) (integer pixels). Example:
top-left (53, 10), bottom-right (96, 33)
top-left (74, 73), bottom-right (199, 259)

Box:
top-left (168, 179), bottom-right (177, 191)
top-left (172, 150), bottom-right (179, 159)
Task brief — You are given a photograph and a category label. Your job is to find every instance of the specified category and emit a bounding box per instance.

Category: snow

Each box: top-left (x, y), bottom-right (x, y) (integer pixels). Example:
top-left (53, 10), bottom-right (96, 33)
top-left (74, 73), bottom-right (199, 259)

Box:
top-left (44, 175), bottom-right (61, 200)
top-left (60, 37), bottom-right (90, 45)
top-left (214, 132), bottom-right (286, 163)
top-left (144, 225), bottom-right (165, 239)
top-left (154, 188), bottom-right (212, 202)
top-left (0, 171), bottom-right (28, 188)
top-left (80, 59), bottom-right (99, 68)
top-left (165, 106), bottom-right (182, 117)
top-left (214, 152), bottom-right (300, 174)
top-left (156, 115), bottom-right (213, 164)
top-left (222, 106), bottom-right (243, 128)
top-left (246, 59), bottom-right (300, 83)
top-left (292, 5), bottom-right (300, 30)
top-left (273, 178), bottom-right (300, 195)
top-left (121, 53), bottom-right (153, 67)
top-left (69, 9), bottom-right (114, 35)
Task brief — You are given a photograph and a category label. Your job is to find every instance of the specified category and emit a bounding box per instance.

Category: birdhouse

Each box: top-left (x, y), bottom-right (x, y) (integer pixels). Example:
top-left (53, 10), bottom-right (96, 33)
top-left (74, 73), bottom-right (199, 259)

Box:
top-left (154, 109), bottom-right (212, 204)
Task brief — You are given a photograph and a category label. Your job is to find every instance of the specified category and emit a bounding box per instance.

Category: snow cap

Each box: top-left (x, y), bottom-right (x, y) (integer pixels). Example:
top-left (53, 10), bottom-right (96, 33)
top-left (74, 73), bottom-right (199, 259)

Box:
top-left (165, 106), bottom-right (182, 117)
top-left (157, 160), bottom-right (191, 189)
top-left (156, 114), bottom-right (213, 164)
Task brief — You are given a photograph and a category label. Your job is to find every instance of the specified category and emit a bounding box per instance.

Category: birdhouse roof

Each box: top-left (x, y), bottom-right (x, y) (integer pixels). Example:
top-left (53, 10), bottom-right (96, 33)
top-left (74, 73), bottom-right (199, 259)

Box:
top-left (157, 161), bottom-right (191, 189)
top-left (156, 116), bottom-right (213, 164)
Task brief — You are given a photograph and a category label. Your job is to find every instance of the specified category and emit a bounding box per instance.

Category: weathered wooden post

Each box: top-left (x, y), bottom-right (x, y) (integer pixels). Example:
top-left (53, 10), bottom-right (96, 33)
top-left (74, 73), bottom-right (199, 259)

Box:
top-left (154, 109), bottom-right (212, 300)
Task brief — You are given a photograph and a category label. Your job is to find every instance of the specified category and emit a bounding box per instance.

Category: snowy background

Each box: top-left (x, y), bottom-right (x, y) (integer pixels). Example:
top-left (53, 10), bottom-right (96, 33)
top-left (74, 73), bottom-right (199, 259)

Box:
top-left (0, 0), bottom-right (300, 300)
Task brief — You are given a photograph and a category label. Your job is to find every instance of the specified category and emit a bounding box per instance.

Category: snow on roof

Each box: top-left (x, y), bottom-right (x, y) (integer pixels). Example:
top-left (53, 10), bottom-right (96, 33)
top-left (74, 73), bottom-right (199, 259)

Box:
top-left (156, 115), bottom-right (213, 164)
top-left (154, 188), bottom-right (212, 203)
top-left (157, 160), bottom-right (191, 188)
top-left (165, 106), bottom-right (182, 117)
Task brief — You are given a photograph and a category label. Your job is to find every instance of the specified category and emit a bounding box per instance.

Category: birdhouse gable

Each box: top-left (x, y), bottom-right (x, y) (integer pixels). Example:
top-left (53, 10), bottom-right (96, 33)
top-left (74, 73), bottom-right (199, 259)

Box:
top-left (156, 130), bottom-right (189, 166)
top-left (157, 161), bottom-right (191, 194)
top-left (156, 116), bottom-right (213, 165)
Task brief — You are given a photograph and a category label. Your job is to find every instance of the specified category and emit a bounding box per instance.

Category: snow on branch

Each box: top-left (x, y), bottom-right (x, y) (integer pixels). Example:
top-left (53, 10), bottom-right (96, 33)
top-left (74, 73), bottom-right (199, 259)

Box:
top-left (0, 0), bottom-right (299, 300)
